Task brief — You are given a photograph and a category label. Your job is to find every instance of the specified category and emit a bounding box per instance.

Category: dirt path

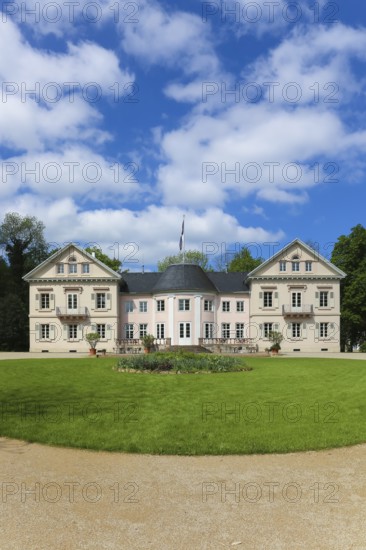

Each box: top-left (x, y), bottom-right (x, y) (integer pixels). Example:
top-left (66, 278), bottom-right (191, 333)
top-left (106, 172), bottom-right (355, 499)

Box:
top-left (0, 438), bottom-right (365, 550)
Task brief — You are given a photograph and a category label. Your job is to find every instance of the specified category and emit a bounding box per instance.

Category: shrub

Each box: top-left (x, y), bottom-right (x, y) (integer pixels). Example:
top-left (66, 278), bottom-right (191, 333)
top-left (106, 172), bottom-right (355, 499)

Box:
top-left (359, 342), bottom-right (366, 353)
top-left (116, 351), bottom-right (252, 374)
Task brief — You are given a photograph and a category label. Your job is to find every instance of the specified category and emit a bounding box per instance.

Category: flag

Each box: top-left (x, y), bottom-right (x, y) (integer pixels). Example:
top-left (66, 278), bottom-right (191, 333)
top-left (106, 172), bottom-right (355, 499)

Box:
top-left (179, 219), bottom-right (184, 251)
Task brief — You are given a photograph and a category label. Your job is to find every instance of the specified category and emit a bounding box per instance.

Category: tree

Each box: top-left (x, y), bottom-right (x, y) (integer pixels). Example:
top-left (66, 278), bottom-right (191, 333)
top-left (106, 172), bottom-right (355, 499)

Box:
top-left (227, 247), bottom-right (263, 272)
top-left (157, 250), bottom-right (211, 272)
top-left (0, 212), bottom-right (48, 294)
top-left (0, 294), bottom-right (28, 351)
top-left (331, 224), bottom-right (366, 351)
top-left (85, 246), bottom-right (122, 272)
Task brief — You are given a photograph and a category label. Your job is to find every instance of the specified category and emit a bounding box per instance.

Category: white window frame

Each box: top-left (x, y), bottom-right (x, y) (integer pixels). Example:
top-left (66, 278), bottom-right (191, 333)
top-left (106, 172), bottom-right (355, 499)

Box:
top-left (204, 299), bottom-right (213, 312)
top-left (292, 262), bottom-right (300, 272)
top-left (222, 323), bottom-right (230, 338)
top-left (40, 293), bottom-right (50, 309)
top-left (69, 263), bottom-right (77, 274)
top-left (41, 324), bottom-right (50, 340)
top-left (125, 323), bottom-right (134, 339)
top-left (178, 299), bottom-right (190, 311)
top-left (157, 300), bottom-right (165, 312)
top-left (263, 291), bottom-right (273, 308)
top-left (305, 261), bottom-right (312, 272)
top-left (222, 301), bottom-right (230, 312)
top-left (96, 292), bottom-right (106, 309)
top-left (68, 324), bottom-right (78, 340)
top-left (156, 323), bottom-right (165, 339)
top-left (139, 324), bottom-right (147, 338)
top-left (279, 261), bottom-right (286, 272)
top-left (139, 301), bottom-right (148, 313)
top-left (236, 301), bottom-right (244, 312)
top-left (319, 291), bottom-right (328, 308)
top-left (57, 263), bottom-right (64, 274)
top-left (236, 323), bottom-right (244, 338)
top-left (125, 301), bottom-right (134, 313)
top-left (263, 323), bottom-right (273, 338)
top-left (320, 322), bottom-right (328, 338)
top-left (82, 263), bottom-right (90, 274)
top-left (204, 322), bottom-right (215, 338)
top-left (97, 324), bottom-right (106, 339)
top-left (292, 322), bottom-right (301, 338)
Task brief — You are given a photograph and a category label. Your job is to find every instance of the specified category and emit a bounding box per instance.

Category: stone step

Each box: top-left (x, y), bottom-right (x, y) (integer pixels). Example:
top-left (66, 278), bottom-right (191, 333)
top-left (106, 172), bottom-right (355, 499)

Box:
top-left (168, 345), bottom-right (212, 354)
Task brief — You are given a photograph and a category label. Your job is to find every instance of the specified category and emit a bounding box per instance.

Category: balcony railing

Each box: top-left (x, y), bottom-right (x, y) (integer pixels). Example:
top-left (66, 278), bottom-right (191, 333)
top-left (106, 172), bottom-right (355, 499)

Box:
top-left (114, 338), bottom-right (171, 354)
top-left (282, 305), bottom-right (313, 316)
top-left (56, 307), bottom-right (89, 318)
top-left (199, 338), bottom-right (257, 353)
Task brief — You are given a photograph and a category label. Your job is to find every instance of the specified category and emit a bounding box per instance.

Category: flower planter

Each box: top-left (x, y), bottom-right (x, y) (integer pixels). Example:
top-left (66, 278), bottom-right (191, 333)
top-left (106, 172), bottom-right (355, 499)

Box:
top-left (89, 348), bottom-right (97, 356)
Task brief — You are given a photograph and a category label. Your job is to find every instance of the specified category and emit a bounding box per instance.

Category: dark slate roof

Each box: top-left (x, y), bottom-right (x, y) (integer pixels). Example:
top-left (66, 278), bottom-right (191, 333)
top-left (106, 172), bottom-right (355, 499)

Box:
top-left (120, 273), bottom-right (161, 294)
top-left (207, 272), bottom-right (249, 292)
top-left (152, 264), bottom-right (217, 293)
top-left (120, 264), bottom-right (249, 294)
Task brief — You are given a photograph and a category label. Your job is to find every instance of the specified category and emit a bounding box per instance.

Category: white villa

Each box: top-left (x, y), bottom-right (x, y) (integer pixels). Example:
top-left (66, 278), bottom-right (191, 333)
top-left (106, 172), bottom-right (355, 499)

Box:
top-left (24, 239), bottom-right (346, 353)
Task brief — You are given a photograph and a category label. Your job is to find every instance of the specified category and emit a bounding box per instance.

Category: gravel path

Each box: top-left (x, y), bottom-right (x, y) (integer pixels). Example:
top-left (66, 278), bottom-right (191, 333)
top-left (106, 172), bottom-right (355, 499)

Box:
top-left (0, 438), bottom-right (365, 550)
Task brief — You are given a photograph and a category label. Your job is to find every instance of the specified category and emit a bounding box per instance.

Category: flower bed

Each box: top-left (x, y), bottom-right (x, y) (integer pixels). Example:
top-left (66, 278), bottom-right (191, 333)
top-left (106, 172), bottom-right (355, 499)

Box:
top-left (115, 351), bottom-right (252, 374)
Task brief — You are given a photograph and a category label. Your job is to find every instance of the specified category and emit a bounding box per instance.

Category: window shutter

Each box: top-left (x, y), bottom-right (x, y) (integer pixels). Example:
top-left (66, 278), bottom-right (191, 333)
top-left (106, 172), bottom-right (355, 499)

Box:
top-left (315, 291), bottom-right (319, 300)
top-left (35, 323), bottom-right (40, 340)
top-left (274, 292), bottom-right (279, 308)
top-left (91, 323), bottom-right (96, 332)
top-left (50, 294), bottom-right (55, 309)
top-left (77, 325), bottom-right (83, 341)
top-left (302, 322), bottom-right (307, 338)
top-left (63, 324), bottom-right (68, 340)
top-left (259, 292), bottom-right (263, 309)
top-left (107, 293), bottom-right (111, 309)
top-left (106, 324), bottom-right (112, 340)
top-left (315, 322), bottom-right (319, 339)
top-left (286, 322), bottom-right (291, 338)
top-left (35, 294), bottom-right (39, 310)
top-left (274, 323), bottom-right (279, 331)
top-left (259, 323), bottom-right (263, 338)
top-left (91, 293), bottom-right (95, 309)
top-left (50, 324), bottom-right (55, 340)
top-left (330, 292), bottom-right (335, 307)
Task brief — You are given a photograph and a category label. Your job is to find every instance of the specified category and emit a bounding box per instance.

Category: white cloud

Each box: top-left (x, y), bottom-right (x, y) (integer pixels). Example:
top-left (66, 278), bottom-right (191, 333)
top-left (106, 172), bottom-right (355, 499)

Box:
top-left (0, 19), bottom-right (133, 151)
top-left (0, 197), bottom-right (284, 268)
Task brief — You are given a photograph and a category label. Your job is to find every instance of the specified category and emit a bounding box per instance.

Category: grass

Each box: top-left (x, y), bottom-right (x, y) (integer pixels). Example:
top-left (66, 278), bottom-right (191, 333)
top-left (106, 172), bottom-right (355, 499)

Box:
top-left (0, 356), bottom-right (365, 455)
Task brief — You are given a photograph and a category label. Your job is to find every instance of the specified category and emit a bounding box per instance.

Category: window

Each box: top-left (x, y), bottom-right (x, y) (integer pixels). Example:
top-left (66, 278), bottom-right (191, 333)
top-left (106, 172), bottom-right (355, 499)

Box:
top-left (204, 323), bottom-right (215, 338)
top-left (156, 323), bottom-right (165, 339)
top-left (41, 324), bottom-right (50, 339)
top-left (139, 301), bottom-right (147, 313)
top-left (125, 301), bottom-right (134, 313)
top-left (40, 293), bottom-right (50, 309)
top-left (292, 323), bottom-right (301, 338)
top-left (222, 323), bottom-right (230, 338)
top-left (69, 263), bottom-right (77, 274)
top-left (320, 322), bottom-right (328, 338)
top-left (292, 292), bottom-right (301, 307)
top-left (319, 291), bottom-right (328, 307)
top-left (139, 324), bottom-right (147, 338)
top-left (179, 323), bottom-right (190, 338)
top-left (204, 300), bottom-right (213, 311)
top-left (97, 324), bottom-right (106, 339)
top-left (157, 300), bottom-right (165, 312)
top-left (263, 323), bottom-right (273, 338)
top-left (68, 324), bottom-right (78, 340)
top-left (263, 291), bottom-right (273, 308)
top-left (236, 301), bottom-right (244, 312)
top-left (57, 263), bottom-right (64, 274)
top-left (125, 323), bottom-right (134, 339)
top-left (82, 263), bottom-right (90, 274)
top-left (292, 262), bottom-right (300, 272)
top-left (67, 294), bottom-right (78, 310)
top-left (305, 261), bottom-right (312, 272)
top-left (236, 323), bottom-right (244, 338)
top-left (222, 301), bottom-right (230, 312)
top-left (178, 299), bottom-right (190, 311)
top-left (96, 293), bottom-right (106, 309)
top-left (279, 261), bottom-right (286, 272)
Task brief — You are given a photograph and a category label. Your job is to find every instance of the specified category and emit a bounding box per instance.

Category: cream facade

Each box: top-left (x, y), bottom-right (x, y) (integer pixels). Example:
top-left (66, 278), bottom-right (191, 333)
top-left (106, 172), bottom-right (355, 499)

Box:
top-left (24, 239), bottom-right (346, 353)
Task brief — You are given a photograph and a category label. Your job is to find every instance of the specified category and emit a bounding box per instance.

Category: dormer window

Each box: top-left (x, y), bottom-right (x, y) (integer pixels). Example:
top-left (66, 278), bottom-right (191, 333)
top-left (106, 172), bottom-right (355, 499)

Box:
top-left (69, 255), bottom-right (77, 274)
top-left (279, 261), bottom-right (286, 272)
top-left (292, 255), bottom-right (300, 272)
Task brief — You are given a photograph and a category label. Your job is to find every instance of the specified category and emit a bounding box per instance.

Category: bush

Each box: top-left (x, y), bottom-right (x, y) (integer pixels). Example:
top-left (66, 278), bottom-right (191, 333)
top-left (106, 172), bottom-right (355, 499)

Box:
top-left (359, 342), bottom-right (366, 353)
top-left (116, 351), bottom-right (252, 374)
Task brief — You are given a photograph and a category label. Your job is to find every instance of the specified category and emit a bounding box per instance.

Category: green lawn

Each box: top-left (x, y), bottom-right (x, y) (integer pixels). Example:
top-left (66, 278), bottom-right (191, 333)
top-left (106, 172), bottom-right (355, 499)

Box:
top-left (0, 357), bottom-right (365, 455)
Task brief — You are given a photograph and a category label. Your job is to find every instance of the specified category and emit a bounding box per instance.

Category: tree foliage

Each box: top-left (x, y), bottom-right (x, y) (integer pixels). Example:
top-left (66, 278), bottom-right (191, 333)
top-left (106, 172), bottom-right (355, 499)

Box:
top-left (227, 247), bottom-right (263, 272)
top-left (157, 250), bottom-right (211, 272)
top-left (85, 246), bottom-right (122, 272)
top-left (331, 224), bottom-right (366, 350)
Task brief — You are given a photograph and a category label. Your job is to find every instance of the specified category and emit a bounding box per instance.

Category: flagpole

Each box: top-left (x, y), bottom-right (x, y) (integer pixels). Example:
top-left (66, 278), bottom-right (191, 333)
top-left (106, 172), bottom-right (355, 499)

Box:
top-left (183, 215), bottom-right (185, 264)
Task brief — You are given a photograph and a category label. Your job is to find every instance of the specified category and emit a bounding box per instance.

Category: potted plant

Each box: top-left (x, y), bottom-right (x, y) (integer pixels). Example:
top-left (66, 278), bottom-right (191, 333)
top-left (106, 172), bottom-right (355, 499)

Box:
top-left (142, 334), bottom-right (155, 353)
top-left (268, 330), bottom-right (283, 356)
top-left (86, 332), bottom-right (100, 356)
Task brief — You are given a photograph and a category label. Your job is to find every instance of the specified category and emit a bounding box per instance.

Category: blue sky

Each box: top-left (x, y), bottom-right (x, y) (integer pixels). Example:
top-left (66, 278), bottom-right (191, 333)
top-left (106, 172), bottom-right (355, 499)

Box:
top-left (1, 0), bottom-right (365, 270)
